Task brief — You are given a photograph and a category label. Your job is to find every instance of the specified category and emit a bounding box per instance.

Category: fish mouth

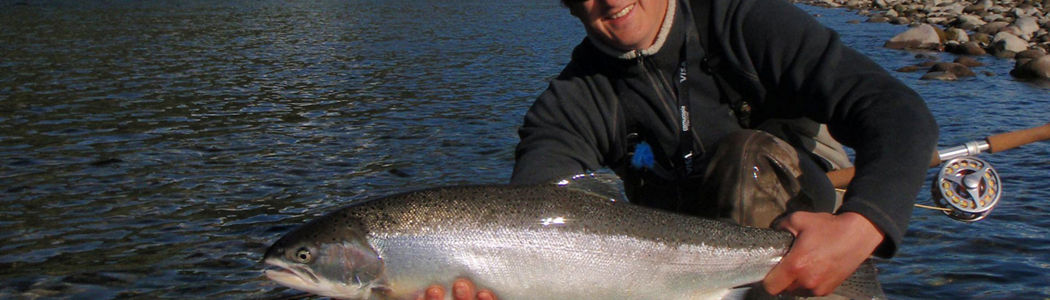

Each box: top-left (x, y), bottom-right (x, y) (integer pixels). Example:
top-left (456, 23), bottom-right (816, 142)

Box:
top-left (263, 257), bottom-right (375, 299)
top-left (263, 258), bottom-right (322, 293)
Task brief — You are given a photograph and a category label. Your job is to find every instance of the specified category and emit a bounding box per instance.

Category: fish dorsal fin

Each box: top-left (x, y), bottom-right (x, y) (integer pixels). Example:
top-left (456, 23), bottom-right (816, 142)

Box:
top-left (549, 172), bottom-right (629, 203)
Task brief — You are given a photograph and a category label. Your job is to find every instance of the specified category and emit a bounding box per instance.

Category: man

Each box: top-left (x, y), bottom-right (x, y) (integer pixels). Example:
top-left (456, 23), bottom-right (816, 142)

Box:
top-left (425, 0), bottom-right (937, 298)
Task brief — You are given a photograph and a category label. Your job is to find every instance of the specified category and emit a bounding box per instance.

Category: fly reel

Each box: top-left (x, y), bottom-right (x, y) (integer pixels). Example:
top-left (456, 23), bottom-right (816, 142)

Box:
top-left (931, 156), bottom-right (1002, 222)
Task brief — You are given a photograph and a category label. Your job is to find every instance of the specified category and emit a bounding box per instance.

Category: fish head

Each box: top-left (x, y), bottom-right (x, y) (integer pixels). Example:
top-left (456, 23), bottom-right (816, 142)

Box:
top-left (263, 214), bottom-right (386, 299)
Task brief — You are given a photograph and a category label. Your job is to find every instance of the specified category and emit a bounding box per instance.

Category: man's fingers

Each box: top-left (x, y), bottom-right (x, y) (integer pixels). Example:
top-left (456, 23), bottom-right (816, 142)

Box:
top-left (422, 285), bottom-right (445, 300)
top-left (762, 262), bottom-right (795, 295)
top-left (773, 211), bottom-right (806, 236)
top-left (452, 278), bottom-right (477, 300)
top-left (418, 278), bottom-right (495, 300)
top-left (477, 289), bottom-right (498, 300)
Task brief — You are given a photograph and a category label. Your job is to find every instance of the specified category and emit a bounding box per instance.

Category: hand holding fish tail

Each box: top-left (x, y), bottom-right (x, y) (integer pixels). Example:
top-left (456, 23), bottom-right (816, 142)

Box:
top-left (420, 278), bottom-right (497, 300)
top-left (762, 211), bottom-right (884, 296)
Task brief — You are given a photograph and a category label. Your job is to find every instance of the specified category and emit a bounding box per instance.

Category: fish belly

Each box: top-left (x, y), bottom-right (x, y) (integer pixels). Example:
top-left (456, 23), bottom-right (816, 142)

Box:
top-left (369, 228), bottom-right (784, 300)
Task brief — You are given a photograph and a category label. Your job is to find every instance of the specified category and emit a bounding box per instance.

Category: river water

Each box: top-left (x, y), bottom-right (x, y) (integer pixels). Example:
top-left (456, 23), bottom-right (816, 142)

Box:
top-left (1, 0), bottom-right (1047, 299)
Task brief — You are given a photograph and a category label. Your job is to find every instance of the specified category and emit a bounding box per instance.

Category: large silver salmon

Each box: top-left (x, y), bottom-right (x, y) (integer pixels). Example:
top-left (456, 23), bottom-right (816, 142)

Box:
top-left (263, 184), bottom-right (884, 299)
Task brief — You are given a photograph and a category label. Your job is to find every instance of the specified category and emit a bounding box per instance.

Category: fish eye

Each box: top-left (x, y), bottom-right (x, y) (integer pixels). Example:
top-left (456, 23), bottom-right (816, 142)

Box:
top-left (294, 247), bottom-right (312, 263)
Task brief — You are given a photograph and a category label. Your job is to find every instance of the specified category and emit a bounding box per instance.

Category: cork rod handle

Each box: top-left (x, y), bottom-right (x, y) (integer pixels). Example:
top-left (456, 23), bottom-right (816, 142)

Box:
top-left (987, 123), bottom-right (1050, 153)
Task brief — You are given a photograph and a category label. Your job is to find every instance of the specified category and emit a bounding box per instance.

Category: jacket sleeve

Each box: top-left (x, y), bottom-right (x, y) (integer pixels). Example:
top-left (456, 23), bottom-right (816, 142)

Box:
top-left (510, 67), bottom-right (624, 185)
top-left (714, 0), bottom-right (939, 257)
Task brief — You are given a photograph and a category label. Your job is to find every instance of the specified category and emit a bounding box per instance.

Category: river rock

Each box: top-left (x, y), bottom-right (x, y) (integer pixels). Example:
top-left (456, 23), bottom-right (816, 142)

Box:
top-left (928, 17), bottom-right (950, 25)
top-left (897, 65), bottom-right (926, 72)
top-left (930, 62), bottom-right (977, 77)
top-left (946, 41), bottom-right (989, 55)
top-left (817, 0), bottom-right (842, 7)
top-left (1002, 26), bottom-right (1031, 40)
top-left (978, 21), bottom-right (1011, 34)
top-left (983, 13), bottom-right (1007, 23)
top-left (955, 14), bottom-right (987, 30)
top-left (993, 31), bottom-right (1030, 52)
top-left (915, 53), bottom-right (939, 60)
top-left (1010, 54), bottom-right (1050, 79)
top-left (971, 32), bottom-right (992, 44)
top-left (954, 56), bottom-right (986, 67)
top-left (964, 4), bottom-right (985, 14)
top-left (1011, 6), bottom-right (1041, 17)
top-left (868, 15), bottom-right (891, 22)
top-left (919, 60), bottom-right (940, 67)
top-left (885, 24), bottom-right (944, 49)
top-left (946, 27), bottom-right (970, 42)
top-left (989, 4), bottom-right (1007, 14)
top-left (1015, 17), bottom-right (1040, 37)
top-left (1017, 48), bottom-right (1049, 60)
top-left (976, 0), bottom-right (994, 11)
top-left (921, 71), bottom-right (959, 80)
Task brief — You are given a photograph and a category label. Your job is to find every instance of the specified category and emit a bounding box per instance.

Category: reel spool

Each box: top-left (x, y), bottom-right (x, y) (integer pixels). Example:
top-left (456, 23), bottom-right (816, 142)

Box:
top-left (932, 156), bottom-right (1002, 222)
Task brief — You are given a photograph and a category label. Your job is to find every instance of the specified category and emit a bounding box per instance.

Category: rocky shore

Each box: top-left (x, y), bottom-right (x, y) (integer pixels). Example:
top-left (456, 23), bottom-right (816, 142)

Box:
top-left (792, 0), bottom-right (1050, 81)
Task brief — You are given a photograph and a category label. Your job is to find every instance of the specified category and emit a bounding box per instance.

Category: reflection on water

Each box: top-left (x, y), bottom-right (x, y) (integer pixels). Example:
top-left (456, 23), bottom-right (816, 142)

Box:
top-left (1, 0), bottom-right (1048, 299)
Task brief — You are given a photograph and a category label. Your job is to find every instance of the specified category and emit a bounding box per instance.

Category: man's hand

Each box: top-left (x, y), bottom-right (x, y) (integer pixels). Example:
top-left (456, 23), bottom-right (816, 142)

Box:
top-left (418, 278), bottom-right (498, 300)
top-left (762, 211), bottom-right (884, 296)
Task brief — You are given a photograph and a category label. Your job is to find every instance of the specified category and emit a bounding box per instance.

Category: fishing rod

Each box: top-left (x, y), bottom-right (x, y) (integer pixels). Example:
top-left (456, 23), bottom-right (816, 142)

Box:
top-left (826, 123), bottom-right (1050, 222)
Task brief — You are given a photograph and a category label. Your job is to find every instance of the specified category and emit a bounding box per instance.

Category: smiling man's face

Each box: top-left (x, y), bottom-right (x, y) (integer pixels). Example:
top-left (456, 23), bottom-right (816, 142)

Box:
top-left (567, 0), bottom-right (669, 51)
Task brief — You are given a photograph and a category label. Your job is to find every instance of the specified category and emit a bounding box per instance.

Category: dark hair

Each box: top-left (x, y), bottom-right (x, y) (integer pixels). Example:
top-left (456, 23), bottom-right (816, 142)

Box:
top-left (560, 0), bottom-right (585, 6)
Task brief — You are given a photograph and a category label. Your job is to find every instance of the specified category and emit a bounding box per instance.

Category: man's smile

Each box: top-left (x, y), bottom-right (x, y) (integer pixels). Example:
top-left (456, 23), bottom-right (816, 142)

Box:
top-left (607, 3), bottom-right (635, 20)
